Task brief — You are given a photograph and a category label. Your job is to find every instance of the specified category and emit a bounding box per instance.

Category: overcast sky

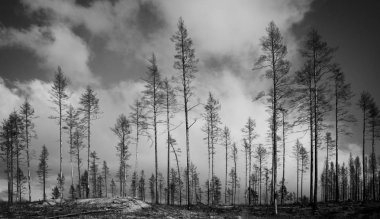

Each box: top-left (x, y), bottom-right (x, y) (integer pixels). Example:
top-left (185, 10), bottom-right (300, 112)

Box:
top-left (0, 0), bottom-right (379, 201)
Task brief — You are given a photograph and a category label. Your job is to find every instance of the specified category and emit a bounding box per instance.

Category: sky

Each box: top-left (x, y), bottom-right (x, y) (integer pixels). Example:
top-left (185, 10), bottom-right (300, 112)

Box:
top-left (0, 0), bottom-right (379, 202)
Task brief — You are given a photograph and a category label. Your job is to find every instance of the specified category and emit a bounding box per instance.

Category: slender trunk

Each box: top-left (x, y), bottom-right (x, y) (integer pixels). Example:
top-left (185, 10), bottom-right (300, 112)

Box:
top-left (271, 37), bottom-right (278, 214)
top-left (259, 162), bottom-right (262, 205)
top-left (225, 139), bottom-right (228, 204)
top-left (363, 107), bottom-right (366, 201)
top-left (249, 142), bottom-right (252, 206)
top-left (372, 120), bottom-right (375, 200)
top-left (180, 33), bottom-right (191, 208)
top-left (25, 110), bottom-right (31, 202)
top-left (301, 164), bottom-right (304, 200)
top-left (309, 81), bottom-right (314, 202)
top-left (245, 147), bottom-right (248, 205)
top-left (87, 108), bottom-right (90, 198)
top-left (234, 154), bottom-right (237, 205)
top-left (313, 49), bottom-right (318, 209)
top-left (335, 81), bottom-right (339, 201)
top-left (16, 122), bottom-right (20, 202)
top-left (153, 72), bottom-right (159, 204)
top-left (43, 169), bottom-right (46, 201)
top-left (166, 89), bottom-right (170, 205)
top-left (297, 153), bottom-right (299, 202)
top-left (59, 97), bottom-right (63, 200)
top-left (207, 123), bottom-right (210, 206)
top-left (281, 112), bottom-right (285, 205)
top-left (77, 140), bottom-right (81, 198)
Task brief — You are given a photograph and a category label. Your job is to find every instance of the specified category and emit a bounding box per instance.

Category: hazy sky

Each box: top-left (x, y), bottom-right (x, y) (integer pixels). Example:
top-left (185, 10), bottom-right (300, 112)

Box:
top-left (0, 0), bottom-right (379, 201)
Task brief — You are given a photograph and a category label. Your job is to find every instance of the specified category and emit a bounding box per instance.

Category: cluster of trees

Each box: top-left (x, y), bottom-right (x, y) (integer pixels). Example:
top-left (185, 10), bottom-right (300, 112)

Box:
top-left (1, 17), bottom-right (380, 216)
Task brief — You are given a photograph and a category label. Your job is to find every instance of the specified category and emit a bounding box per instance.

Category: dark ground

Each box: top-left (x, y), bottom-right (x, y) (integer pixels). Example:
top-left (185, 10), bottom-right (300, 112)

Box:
top-left (1, 198), bottom-right (380, 218)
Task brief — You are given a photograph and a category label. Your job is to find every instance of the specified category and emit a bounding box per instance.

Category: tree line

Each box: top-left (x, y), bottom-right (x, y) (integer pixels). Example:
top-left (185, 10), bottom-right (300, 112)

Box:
top-left (1, 18), bottom-right (380, 215)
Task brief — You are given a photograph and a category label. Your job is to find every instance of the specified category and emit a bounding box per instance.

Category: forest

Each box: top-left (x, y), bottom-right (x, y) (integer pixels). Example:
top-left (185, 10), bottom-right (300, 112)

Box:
top-left (1, 16), bottom-right (380, 218)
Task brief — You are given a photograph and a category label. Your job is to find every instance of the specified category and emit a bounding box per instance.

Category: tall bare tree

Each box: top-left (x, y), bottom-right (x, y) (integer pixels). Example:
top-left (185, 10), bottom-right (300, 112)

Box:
top-left (142, 53), bottom-right (164, 204)
top-left (358, 91), bottom-right (374, 201)
top-left (20, 98), bottom-right (37, 202)
top-left (254, 21), bottom-right (290, 214)
top-left (301, 29), bottom-right (336, 208)
top-left (204, 92), bottom-right (221, 204)
top-left (293, 63), bottom-right (314, 201)
top-left (49, 66), bottom-right (69, 198)
top-left (79, 86), bottom-right (100, 197)
top-left (368, 101), bottom-right (379, 200)
top-left (111, 114), bottom-right (131, 197)
top-left (330, 66), bottom-right (355, 201)
top-left (171, 17), bottom-right (199, 208)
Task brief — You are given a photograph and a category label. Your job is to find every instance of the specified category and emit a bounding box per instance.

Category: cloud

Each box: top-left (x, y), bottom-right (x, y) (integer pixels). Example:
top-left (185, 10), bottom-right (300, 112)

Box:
top-left (0, 24), bottom-right (98, 86)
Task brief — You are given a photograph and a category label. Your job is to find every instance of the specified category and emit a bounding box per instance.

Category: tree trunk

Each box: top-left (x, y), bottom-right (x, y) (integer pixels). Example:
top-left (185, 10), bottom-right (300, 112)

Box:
top-left (363, 107), bottom-right (366, 201)
top-left (281, 112), bottom-right (285, 205)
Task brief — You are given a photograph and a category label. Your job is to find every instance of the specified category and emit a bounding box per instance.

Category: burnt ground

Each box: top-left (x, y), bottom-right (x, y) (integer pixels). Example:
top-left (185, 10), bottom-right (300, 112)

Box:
top-left (1, 198), bottom-right (380, 218)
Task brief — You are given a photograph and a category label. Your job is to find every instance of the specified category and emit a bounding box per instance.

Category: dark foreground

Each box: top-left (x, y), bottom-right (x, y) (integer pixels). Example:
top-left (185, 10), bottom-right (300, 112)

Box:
top-left (1, 198), bottom-right (380, 218)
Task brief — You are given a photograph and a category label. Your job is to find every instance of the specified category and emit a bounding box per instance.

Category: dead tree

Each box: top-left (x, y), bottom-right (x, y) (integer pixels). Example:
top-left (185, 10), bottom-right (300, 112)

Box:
top-left (203, 92), bottom-right (221, 204)
top-left (171, 17), bottom-right (199, 208)
top-left (111, 114), bottom-right (131, 197)
top-left (79, 86), bottom-right (101, 198)
top-left (358, 91), bottom-right (374, 201)
top-left (301, 29), bottom-right (336, 208)
top-left (49, 66), bottom-right (69, 198)
top-left (254, 21), bottom-right (290, 214)
top-left (142, 53), bottom-right (164, 204)
top-left (330, 66), bottom-right (355, 201)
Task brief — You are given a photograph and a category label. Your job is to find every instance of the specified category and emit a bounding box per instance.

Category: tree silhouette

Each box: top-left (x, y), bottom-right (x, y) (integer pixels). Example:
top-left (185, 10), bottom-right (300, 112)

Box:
top-left (142, 53), bottom-right (164, 204)
top-left (358, 91), bottom-right (374, 201)
top-left (111, 114), bottom-right (131, 197)
top-left (171, 17), bottom-right (199, 208)
top-left (203, 92), bottom-right (221, 205)
top-left (330, 66), bottom-right (355, 201)
top-left (301, 29), bottom-right (336, 208)
top-left (49, 66), bottom-right (69, 199)
top-left (254, 21), bottom-right (290, 213)
top-left (79, 86), bottom-right (100, 198)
